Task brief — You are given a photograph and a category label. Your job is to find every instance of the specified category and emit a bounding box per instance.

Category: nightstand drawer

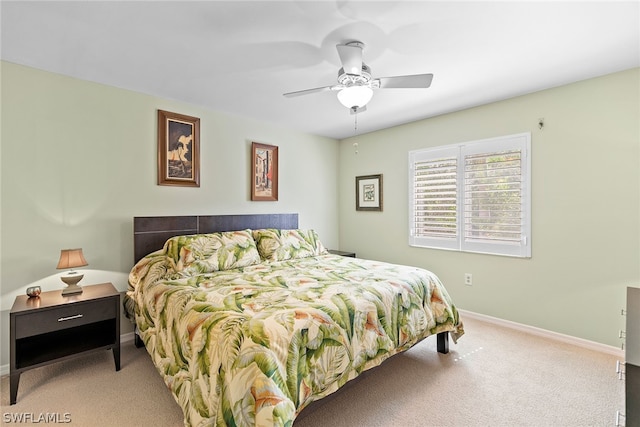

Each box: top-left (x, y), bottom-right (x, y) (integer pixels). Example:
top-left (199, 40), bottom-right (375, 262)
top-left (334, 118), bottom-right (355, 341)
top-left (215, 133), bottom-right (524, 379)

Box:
top-left (14, 298), bottom-right (116, 339)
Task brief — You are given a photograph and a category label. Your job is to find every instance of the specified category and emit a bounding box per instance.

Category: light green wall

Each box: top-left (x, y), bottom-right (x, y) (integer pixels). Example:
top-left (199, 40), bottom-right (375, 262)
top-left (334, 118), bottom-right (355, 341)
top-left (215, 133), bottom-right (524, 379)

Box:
top-left (0, 61), bottom-right (339, 367)
top-left (1, 62), bottom-right (638, 371)
top-left (339, 68), bottom-right (640, 347)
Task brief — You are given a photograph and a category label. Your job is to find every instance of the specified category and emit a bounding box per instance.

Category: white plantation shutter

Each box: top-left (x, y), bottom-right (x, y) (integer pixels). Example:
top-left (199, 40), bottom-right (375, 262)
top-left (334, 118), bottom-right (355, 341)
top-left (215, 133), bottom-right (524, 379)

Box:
top-left (409, 133), bottom-right (531, 257)
top-left (409, 146), bottom-right (459, 250)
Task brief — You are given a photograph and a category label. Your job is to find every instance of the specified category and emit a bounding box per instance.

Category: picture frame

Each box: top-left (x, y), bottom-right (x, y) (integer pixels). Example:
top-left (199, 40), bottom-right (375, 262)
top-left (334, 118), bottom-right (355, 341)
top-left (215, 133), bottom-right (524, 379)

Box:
top-left (356, 174), bottom-right (383, 211)
top-left (251, 142), bottom-right (278, 201)
top-left (157, 109), bottom-right (200, 187)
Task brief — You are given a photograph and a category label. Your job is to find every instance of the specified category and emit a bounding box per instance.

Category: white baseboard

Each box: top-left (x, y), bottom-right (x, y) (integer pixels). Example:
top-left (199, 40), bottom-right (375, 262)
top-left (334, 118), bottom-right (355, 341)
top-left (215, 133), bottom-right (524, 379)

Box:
top-left (0, 332), bottom-right (137, 377)
top-left (458, 309), bottom-right (624, 358)
top-left (120, 331), bottom-right (135, 343)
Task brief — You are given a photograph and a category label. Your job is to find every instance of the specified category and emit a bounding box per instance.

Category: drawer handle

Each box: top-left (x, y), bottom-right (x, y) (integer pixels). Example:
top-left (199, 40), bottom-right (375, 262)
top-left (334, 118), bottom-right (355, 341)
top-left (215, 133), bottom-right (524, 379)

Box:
top-left (619, 330), bottom-right (626, 339)
top-left (621, 309), bottom-right (627, 316)
top-left (616, 410), bottom-right (625, 427)
top-left (58, 314), bottom-right (83, 322)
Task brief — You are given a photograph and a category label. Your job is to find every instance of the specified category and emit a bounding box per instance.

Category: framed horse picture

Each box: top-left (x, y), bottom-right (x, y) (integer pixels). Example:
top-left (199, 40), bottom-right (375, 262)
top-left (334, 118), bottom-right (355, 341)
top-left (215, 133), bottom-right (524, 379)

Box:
top-left (157, 110), bottom-right (200, 187)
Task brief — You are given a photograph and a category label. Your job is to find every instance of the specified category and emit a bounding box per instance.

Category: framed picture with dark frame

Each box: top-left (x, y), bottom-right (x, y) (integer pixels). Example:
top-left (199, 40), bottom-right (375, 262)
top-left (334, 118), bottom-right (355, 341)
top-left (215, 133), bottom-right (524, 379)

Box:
top-left (251, 142), bottom-right (278, 201)
top-left (157, 109), bottom-right (200, 187)
top-left (356, 174), bottom-right (383, 211)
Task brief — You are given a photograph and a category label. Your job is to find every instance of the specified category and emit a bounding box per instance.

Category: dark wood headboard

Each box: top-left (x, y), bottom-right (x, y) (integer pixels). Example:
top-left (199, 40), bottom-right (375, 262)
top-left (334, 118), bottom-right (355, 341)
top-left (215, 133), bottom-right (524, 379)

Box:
top-left (133, 213), bottom-right (299, 263)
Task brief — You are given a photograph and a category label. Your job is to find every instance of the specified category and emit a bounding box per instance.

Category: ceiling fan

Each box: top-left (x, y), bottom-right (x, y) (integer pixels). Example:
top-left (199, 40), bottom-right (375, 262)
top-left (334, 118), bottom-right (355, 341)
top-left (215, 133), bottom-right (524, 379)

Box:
top-left (283, 41), bottom-right (433, 114)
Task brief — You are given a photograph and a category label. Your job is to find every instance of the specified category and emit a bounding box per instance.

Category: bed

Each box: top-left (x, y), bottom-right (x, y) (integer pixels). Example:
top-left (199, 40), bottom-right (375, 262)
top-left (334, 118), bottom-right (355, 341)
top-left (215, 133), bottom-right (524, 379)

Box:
top-left (125, 213), bottom-right (463, 426)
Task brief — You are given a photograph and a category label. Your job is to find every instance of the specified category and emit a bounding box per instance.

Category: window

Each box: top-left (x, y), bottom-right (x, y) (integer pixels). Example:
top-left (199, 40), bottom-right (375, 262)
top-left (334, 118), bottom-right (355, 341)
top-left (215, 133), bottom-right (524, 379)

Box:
top-left (409, 133), bottom-right (531, 257)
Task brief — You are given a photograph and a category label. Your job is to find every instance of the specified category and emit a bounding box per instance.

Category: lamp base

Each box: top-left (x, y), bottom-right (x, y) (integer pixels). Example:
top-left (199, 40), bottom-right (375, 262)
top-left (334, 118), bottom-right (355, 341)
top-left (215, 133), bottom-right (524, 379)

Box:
top-left (62, 283), bottom-right (83, 295)
top-left (61, 272), bottom-right (84, 295)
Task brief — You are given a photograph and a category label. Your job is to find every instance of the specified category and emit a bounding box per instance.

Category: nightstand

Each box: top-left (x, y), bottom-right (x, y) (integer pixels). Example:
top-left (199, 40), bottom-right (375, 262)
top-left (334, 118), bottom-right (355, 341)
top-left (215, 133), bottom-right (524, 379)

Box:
top-left (328, 249), bottom-right (356, 258)
top-left (9, 282), bottom-right (120, 404)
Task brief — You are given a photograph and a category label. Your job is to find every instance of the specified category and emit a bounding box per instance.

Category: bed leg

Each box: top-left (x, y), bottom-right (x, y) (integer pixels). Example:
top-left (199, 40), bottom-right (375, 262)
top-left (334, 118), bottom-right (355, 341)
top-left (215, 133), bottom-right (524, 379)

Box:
top-left (134, 332), bottom-right (144, 348)
top-left (437, 332), bottom-right (449, 354)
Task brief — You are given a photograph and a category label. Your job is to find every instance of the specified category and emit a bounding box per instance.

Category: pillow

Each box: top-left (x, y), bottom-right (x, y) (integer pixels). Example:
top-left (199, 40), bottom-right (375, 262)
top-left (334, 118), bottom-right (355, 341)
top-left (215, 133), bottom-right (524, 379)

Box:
top-left (252, 229), bottom-right (328, 261)
top-left (164, 229), bottom-right (261, 274)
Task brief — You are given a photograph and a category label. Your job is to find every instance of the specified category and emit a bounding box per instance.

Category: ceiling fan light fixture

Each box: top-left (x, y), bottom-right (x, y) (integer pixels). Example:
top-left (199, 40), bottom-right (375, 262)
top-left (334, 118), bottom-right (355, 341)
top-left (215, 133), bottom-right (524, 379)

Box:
top-left (337, 86), bottom-right (373, 109)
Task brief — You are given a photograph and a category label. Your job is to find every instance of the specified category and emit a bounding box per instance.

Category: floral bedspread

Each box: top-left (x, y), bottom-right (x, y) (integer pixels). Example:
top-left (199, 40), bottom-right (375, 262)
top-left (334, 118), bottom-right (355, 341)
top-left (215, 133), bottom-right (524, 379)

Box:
top-left (127, 250), bottom-right (463, 426)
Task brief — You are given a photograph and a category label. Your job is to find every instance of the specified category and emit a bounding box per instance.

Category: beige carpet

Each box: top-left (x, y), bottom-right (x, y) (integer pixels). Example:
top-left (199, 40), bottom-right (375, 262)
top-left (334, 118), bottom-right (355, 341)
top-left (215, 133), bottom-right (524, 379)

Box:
top-left (1, 316), bottom-right (624, 426)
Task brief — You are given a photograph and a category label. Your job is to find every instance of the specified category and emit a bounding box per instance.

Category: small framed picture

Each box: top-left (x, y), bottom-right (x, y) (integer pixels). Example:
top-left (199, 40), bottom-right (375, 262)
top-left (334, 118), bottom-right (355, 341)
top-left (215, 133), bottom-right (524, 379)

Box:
top-left (251, 142), bottom-right (278, 201)
top-left (356, 174), bottom-right (383, 211)
top-left (157, 109), bottom-right (200, 187)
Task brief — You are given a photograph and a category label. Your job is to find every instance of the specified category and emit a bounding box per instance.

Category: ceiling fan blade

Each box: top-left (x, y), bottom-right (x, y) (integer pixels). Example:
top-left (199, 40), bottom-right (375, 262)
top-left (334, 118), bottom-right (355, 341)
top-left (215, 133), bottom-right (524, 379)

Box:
top-left (336, 43), bottom-right (363, 76)
top-left (377, 73), bottom-right (433, 89)
top-left (283, 85), bottom-right (338, 98)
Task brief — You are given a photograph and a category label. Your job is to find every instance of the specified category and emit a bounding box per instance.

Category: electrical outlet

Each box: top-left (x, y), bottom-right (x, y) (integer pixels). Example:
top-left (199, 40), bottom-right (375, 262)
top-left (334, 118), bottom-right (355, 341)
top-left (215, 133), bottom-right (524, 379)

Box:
top-left (465, 273), bottom-right (472, 286)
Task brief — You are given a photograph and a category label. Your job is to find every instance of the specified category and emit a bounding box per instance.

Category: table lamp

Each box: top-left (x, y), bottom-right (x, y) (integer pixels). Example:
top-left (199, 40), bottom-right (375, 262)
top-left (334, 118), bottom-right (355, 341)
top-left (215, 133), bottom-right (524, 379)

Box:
top-left (57, 248), bottom-right (88, 295)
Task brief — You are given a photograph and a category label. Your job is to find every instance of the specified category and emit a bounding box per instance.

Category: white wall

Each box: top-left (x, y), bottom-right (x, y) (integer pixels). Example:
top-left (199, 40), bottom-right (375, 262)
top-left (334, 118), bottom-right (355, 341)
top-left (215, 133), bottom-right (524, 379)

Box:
top-left (0, 61), bottom-right (339, 366)
top-left (338, 68), bottom-right (640, 348)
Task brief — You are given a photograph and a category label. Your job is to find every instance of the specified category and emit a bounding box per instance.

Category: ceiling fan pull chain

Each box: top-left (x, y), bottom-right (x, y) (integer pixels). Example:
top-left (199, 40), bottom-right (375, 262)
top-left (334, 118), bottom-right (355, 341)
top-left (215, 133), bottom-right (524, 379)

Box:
top-left (352, 107), bottom-right (359, 154)
top-left (354, 110), bottom-right (358, 133)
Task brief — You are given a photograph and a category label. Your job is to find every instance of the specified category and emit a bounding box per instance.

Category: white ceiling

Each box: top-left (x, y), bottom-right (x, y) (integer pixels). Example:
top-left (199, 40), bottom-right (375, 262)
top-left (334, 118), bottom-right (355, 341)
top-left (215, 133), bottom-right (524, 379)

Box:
top-left (2, 1), bottom-right (639, 140)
